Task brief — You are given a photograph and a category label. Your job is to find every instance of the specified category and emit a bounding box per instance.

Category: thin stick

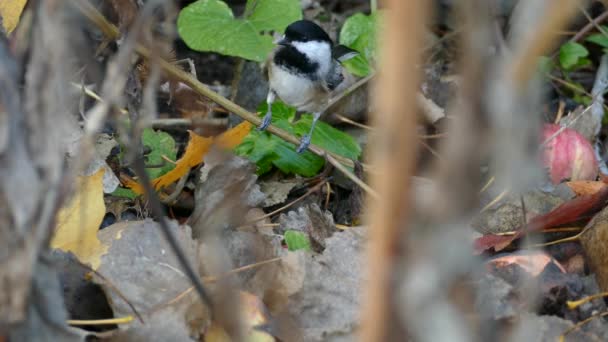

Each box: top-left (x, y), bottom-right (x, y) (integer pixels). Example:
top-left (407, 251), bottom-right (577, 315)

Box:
top-left (321, 73), bottom-right (375, 117)
top-left (202, 257), bottom-right (282, 283)
top-left (419, 139), bottom-right (443, 162)
top-left (554, 100), bottom-right (565, 124)
top-left (568, 10), bottom-right (608, 44)
top-left (559, 311), bottom-right (608, 342)
top-left (324, 182), bottom-right (331, 210)
top-left (419, 133), bottom-right (447, 139)
top-left (567, 291), bottom-right (608, 309)
top-left (325, 153), bottom-right (379, 199)
top-left (479, 176), bottom-right (495, 194)
top-left (75, 263), bottom-right (144, 323)
top-left (133, 156), bottom-right (213, 310)
top-left (153, 257), bottom-right (283, 311)
top-left (479, 189), bottom-right (509, 213)
top-left (161, 172), bottom-right (189, 205)
top-left (335, 114), bottom-right (374, 130)
top-left (243, 180), bottom-right (328, 225)
top-left (68, 316), bottom-right (134, 326)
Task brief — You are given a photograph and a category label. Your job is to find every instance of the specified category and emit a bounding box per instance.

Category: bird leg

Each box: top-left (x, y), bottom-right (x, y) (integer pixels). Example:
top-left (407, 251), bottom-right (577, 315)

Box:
top-left (258, 90), bottom-right (276, 130)
top-left (296, 112), bottom-right (321, 153)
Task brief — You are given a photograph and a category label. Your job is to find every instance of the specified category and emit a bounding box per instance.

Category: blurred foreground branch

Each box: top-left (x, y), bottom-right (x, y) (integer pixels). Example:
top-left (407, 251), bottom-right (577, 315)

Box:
top-left (360, 0), bottom-right (429, 341)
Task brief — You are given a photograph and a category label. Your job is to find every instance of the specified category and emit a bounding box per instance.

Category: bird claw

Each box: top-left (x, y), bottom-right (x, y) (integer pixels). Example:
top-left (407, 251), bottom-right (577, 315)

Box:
top-left (258, 113), bottom-right (272, 131)
top-left (296, 134), bottom-right (311, 153)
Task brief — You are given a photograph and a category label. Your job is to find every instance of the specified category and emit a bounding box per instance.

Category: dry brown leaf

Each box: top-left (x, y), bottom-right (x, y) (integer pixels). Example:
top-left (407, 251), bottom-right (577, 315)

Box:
top-left (0, 0), bottom-right (27, 34)
top-left (51, 169), bottom-right (108, 269)
top-left (125, 121), bottom-right (252, 194)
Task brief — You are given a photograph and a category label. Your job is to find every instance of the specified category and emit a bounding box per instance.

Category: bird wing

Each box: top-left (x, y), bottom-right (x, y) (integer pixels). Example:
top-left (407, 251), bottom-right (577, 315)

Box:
top-left (324, 61), bottom-right (345, 91)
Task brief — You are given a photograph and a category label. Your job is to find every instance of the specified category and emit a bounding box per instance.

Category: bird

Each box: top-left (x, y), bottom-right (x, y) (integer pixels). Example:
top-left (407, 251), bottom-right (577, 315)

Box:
top-left (259, 20), bottom-right (358, 153)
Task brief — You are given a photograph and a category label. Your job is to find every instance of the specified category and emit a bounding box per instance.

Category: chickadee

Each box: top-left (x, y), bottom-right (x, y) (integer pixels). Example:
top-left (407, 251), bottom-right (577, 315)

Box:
top-left (260, 20), bottom-right (358, 153)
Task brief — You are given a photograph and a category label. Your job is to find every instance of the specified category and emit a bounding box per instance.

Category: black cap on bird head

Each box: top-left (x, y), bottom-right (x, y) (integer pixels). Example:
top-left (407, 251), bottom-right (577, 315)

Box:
top-left (282, 20), bottom-right (332, 44)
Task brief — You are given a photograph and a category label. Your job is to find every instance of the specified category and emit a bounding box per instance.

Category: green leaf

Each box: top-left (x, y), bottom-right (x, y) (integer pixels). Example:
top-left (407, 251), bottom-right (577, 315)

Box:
top-left (559, 42), bottom-right (589, 70)
top-left (339, 12), bottom-right (380, 76)
top-left (142, 128), bottom-right (177, 179)
top-left (177, 0), bottom-right (301, 62)
top-left (111, 187), bottom-right (139, 199)
top-left (246, 0), bottom-right (301, 32)
top-left (586, 27), bottom-right (608, 48)
top-left (234, 102), bottom-right (361, 176)
top-left (293, 115), bottom-right (361, 160)
top-left (284, 230), bottom-right (311, 251)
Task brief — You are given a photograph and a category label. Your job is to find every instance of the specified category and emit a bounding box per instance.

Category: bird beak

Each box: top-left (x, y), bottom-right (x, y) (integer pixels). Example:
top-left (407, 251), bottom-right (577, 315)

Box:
top-left (275, 36), bottom-right (289, 46)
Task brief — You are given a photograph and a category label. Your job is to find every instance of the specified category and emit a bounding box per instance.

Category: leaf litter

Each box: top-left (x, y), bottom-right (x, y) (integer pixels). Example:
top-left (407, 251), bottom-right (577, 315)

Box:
top-left (10, 0), bottom-right (608, 340)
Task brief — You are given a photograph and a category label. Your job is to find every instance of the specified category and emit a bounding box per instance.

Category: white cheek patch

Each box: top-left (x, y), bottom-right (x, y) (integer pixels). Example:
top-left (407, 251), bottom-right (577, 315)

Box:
top-left (292, 41), bottom-right (332, 73)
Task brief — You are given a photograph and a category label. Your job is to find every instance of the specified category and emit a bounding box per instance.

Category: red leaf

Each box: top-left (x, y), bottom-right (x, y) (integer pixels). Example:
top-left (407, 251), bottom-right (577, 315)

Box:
top-left (474, 186), bottom-right (608, 254)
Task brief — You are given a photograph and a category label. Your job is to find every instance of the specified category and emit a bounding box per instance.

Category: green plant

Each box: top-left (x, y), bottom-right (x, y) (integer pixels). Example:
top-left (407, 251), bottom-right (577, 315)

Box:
top-left (339, 12), bottom-right (380, 77)
top-left (235, 102), bottom-right (361, 176)
top-left (284, 230), bottom-right (311, 251)
top-left (177, 0), bottom-right (301, 61)
top-left (112, 128), bottom-right (177, 198)
top-left (540, 41), bottom-right (593, 106)
top-left (178, 1), bottom-right (373, 176)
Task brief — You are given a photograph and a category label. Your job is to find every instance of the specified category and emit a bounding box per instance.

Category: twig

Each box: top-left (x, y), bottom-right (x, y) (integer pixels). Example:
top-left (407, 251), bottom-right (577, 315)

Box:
top-left (559, 311), bottom-right (608, 341)
top-left (202, 257), bottom-right (282, 283)
top-left (76, 263), bottom-right (144, 323)
top-left (419, 133), bottom-right (447, 139)
top-left (568, 10), bottom-right (608, 44)
top-left (335, 114), bottom-right (374, 130)
top-left (321, 73), bottom-right (375, 117)
top-left (161, 172), bottom-right (189, 205)
top-left (133, 156), bottom-right (213, 310)
top-left (324, 182), bottom-right (331, 210)
top-left (150, 257), bottom-right (282, 313)
top-left (419, 139), bottom-right (443, 162)
top-left (554, 100), bottom-right (565, 124)
top-left (325, 153), bottom-right (378, 199)
top-left (150, 117), bottom-right (228, 127)
top-left (567, 291), bottom-right (608, 310)
top-left (480, 189), bottom-right (510, 213)
top-left (242, 179), bottom-right (328, 225)
top-left (540, 104), bottom-right (593, 148)
top-left (68, 316), bottom-right (133, 326)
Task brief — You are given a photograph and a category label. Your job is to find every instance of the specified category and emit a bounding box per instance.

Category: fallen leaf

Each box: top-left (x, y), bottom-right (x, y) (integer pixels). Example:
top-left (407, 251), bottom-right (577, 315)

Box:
top-left (566, 180), bottom-right (608, 196)
top-left (474, 186), bottom-right (608, 253)
top-left (0, 0), bottom-right (27, 34)
top-left (486, 251), bottom-right (566, 277)
top-left (51, 169), bottom-right (107, 269)
top-left (125, 122), bottom-right (252, 194)
top-left (215, 121), bottom-right (253, 148)
top-left (151, 130), bottom-right (213, 191)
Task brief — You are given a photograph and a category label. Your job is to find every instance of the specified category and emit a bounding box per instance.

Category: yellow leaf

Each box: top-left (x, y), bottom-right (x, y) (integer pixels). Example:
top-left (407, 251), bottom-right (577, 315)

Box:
top-left (125, 122), bottom-right (252, 194)
top-left (0, 0), bottom-right (28, 34)
top-left (215, 121), bottom-right (253, 149)
top-left (51, 169), bottom-right (108, 269)
top-left (152, 130), bottom-right (213, 191)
